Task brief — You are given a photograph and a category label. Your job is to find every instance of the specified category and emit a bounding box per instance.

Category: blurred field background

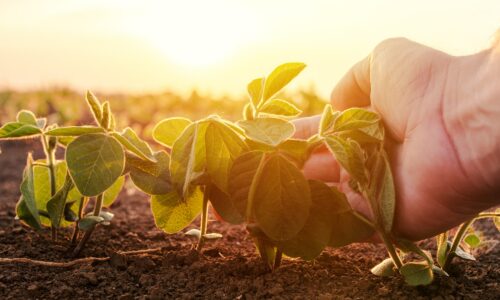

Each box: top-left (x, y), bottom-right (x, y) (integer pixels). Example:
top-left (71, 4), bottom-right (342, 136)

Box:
top-left (0, 88), bottom-right (326, 139)
top-left (1, 1), bottom-right (499, 138)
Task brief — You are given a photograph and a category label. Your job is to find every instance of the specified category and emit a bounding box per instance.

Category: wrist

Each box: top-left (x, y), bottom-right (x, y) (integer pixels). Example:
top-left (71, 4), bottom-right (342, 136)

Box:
top-left (444, 49), bottom-right (500, 199)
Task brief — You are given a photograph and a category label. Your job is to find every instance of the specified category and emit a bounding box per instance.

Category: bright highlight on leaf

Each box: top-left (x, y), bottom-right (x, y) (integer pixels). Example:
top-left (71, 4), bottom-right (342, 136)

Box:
top-left (259, 99), bottom-right (302, 117)
top-left (262, 62), bottom-right (306, 102)
top-left (151, 188), bottom-right (203, 234)
top-left (153, 117), bottom-right (192, 148)
top-left (3, 61), bottom-right (494, 286)
top-left (238, 118), bottom-right (295, 147)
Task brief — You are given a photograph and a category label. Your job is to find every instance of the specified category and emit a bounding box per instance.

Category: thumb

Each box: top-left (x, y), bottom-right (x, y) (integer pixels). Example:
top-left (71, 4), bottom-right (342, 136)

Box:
top-left (292, 115), bottom-right (321, 139)
top-left (331, 55), bottom-right (372, 110)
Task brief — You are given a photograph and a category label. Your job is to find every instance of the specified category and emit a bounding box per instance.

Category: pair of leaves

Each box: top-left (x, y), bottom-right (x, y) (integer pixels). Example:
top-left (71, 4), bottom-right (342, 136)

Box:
top-left (16, 157), bottom-right (81, 229)
top-left (247, 62), bottom-right (306, 108)
top-left (170, 119), bottom-right (246, 197)
top-left (0, 110), bottom-right (46, 139)
top-left (320, 105), bottom-right (384, 144)
top-left (86, 91), bottom-right (115, 130)
top-left (320, 105), bottom-right (380, 134)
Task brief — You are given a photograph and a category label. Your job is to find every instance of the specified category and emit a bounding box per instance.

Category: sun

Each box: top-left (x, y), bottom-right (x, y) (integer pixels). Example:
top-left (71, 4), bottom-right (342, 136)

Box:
top-left (131, 1), bottom-right (259, 67)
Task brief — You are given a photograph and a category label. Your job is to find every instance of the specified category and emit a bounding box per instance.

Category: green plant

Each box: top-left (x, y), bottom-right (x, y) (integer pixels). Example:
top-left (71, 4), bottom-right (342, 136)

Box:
top-left (434, 209), bottom-right (499, 272)
top-left (1, 62), bottom-right (498, 286)
top-left (0, 92), bottom-right (157, 256)
top-left (149, 63), bottom-right (375, 269)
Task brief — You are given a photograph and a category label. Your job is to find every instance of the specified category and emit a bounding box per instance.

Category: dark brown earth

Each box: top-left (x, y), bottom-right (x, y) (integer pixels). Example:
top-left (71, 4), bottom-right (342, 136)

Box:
top-left (0, 140), bottom-right (498, 300)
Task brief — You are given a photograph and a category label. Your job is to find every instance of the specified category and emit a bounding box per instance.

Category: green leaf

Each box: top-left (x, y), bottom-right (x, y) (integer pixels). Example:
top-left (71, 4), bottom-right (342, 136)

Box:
top-left (228, 151), bottom-right (265, 218)
top-left (32, 160), bottom-right (81, 227)
top-left (57, 136), bottom-right (75, 147)
top-left (16, 110), bottom-right (38, 126)
top-left (397, 239), bottom-right (433, 266)
top-left (337, 123), bottom-right (385, 145)
top-left (319, 104), bottom-right (338, 135)
top-left (170, 122), bottom-right (207, 197)
top-left (399, 262), bottom-right (434, 286)
top-left (259, 99), bottom-right (302, 117)
top-left (101, 101), bottom-right (111, 129)
top-left (238, 117), bottom-right (295, 147)
top-left (325, 136), bottom-right (367, 185)
top-left (66, 133), bottom-right (125, 197)
top-left (0, 122), bottom-right (41, 139)
top-left (277, 138), bottom-right (310, 166)
top-left (436, 233), bottom-right (449, 267)
top-left (205, 120), bottom-right (247, 192)
top-left (126, 151), bottom-right (171, 195)
top-left (78, 215), bottom-right (105, 231)
top-left (112, 127), bottom-right (155, 162)
top-left (46, 174), bottom-right (74, 228)
top-left (16, 199), bottom-right (41, 229)
top-left (251, 153), bottom-right (311, 241)
top-left (247, 77), bottom-right (264, 107)
top-left (367, 151), bottom-right (395, 233)
top-left (150, 188), bottom-right (203, 234)
top-left (333, 108), bottom-right (380, 132)
top-left (16, 154), bottom-right (41, 229)
top-left (277, 180), bottom-right (339, 260)
top-left (208, 185), bottom-right (244, 225)
top-left (86, 91), bottom-right (103, 125)
top-left (243, 103), bottom-right (254, 120)
top-left (45, 126), bottom-right (105, 136)
top-left (371, 258), bottom-right (396, 277)
top-left (153, 117), bottom-right (192, 148)
top-left (262, 62), bottom-right (306, 102)
top-left (308, 183), bottom-right (375, 247)
top-left (464, 233), bottom-right (481, 248)
top-left (102, 176), bottom-right (125, 207)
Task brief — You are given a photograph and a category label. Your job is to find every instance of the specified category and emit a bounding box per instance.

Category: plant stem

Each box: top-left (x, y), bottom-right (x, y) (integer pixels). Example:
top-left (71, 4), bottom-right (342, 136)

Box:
top-left (273, 249), bottom-right (283, 270)
top-left (443, 219), bottom-right (474, 270)
top-left (72, 194), bottom-right (103, 257)
top-left (379, 231), bottom-right (403, 270)
top-left (196, 187), bottom-right (210, 252)
top-left (475, 212), bottom-right (500, 219)
top-left (42, 135), bottom-right (58, 241)
top-left (70, 197), bottom-right (87, 246)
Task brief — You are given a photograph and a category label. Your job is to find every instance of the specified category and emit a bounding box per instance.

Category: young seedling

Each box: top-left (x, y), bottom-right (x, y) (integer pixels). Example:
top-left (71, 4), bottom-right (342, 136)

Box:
top-left (0, 91), bottom-right (156, 256)
top-left (149, 63), bottom-right (374, 270)
top-left (2, 62), bottom-right (497, 286)
top-left (436, 209), bottom-right (499, 272)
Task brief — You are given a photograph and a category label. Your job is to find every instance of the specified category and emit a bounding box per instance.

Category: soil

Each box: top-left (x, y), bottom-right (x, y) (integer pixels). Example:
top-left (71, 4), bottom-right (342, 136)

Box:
top-left (0, 140), bottom-right (498, 300)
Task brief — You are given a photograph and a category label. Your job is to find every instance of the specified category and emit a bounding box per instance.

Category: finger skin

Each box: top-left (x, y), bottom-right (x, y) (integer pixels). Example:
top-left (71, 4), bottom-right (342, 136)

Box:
top-left (330, 55), bottom-right (372, 110)
top-left (292, 115), bottom-right (321, 139)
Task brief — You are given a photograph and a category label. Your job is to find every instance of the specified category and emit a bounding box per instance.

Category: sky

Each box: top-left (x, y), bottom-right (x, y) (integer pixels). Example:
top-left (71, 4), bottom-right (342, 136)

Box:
top-left (0, 0), bottom-right (499, 99)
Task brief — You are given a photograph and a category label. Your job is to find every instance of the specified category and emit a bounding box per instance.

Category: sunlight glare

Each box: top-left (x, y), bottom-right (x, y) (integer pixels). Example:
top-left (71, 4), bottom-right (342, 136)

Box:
top-left (133, 1), bottom-right (259, 67)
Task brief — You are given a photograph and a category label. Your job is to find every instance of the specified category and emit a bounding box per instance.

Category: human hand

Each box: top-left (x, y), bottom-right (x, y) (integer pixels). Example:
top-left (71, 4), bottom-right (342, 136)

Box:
top-left (295, 38), bottom-right (500, 240)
